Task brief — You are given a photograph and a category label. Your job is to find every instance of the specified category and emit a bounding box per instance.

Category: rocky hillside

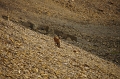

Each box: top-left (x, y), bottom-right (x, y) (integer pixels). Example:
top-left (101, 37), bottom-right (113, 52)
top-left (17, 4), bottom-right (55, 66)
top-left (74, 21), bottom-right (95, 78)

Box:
top-left (0, 18), bottom-right (120, 79)
top-left (0, 0), bottom-right (120, 79)
top-left (1, 0), bottom-right (120, 25)
top-left (0, 0), bottom-right (120, 65)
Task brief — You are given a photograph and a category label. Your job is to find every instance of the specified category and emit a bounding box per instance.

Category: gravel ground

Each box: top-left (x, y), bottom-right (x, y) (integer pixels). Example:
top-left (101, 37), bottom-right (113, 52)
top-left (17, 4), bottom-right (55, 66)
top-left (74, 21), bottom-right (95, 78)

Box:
top-left (0, 0), bottom-right (120, 79)
top-left (0, 0), bottom-right (120, 65)
top-left (0, 19), bottom-right (120, 79)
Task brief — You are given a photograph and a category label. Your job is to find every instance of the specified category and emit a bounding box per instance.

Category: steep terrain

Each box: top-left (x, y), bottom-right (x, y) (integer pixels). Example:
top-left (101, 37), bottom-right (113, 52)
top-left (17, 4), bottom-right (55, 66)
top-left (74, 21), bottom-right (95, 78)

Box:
top-left (0, 0), bottom-right (120, 78)
top-left (0, 0), bottom-right (120, 65)
top-left (0, 18), bottom-right (120, 79)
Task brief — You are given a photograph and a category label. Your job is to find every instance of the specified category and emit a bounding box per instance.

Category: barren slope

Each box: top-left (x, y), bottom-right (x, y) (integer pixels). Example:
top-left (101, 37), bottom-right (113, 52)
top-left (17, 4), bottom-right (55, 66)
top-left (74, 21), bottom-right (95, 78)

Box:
top-left (0, 0), bottom-right (120, 78)
top-left (0, 0), bottom-right (120, 25)
top-left (0, 18), bottom-right (120, 79)
top-left (0, 0), bottom-right (120, 65)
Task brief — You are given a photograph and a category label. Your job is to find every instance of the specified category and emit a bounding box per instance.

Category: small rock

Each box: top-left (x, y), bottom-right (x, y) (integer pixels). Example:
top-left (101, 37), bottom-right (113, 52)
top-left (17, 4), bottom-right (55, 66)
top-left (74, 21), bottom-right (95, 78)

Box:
top-left (83, 64), bottom-right (90, 70)
top-left (73, 50), bottom-right (77, 52)
top-left (18, 70), bottom-right (21, 74)
top-left (40, 70), bottom-right (44, 74)
top-left (81, 73), bottom-right (87, 78)
top-left (42, 74), bottom-right (48, 79)
top-left (32, 68), bottom-right (39, 73)
top-left (84, 66), bottom-right (89, 70)
top-left (64, 76), bottom-right (71, 79)
top-left (37, 75), bottom-right (42, 79)
top-left (24, 75), bottom-right (29, 79)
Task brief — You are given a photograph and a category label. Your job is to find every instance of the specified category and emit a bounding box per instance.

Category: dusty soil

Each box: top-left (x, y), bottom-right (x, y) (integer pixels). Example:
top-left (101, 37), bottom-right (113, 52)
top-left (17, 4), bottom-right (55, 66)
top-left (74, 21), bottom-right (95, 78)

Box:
top-left (0, 0), bottom-right (120, 79)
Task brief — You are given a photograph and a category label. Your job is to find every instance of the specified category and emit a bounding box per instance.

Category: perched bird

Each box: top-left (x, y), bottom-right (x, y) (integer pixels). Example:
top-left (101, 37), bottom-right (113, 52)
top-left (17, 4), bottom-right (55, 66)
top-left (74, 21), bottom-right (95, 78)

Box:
top-left (54, 35), bottom-right (60, 48)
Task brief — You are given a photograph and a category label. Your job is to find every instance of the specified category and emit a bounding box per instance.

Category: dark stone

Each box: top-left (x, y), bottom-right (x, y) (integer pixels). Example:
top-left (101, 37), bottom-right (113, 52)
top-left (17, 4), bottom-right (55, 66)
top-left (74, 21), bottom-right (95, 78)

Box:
top-left (2, 15), bottom-right (9, 20)
top-left (37, 25), bottom-right (49, 34)
top-left (20, 21), bottom-right (34, 30)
